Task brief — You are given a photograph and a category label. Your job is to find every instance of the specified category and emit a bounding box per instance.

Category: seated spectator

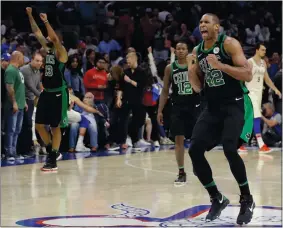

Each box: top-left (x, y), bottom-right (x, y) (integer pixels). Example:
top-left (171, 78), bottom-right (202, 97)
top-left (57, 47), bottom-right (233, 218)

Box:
top-left (64, 54), bottom-right (85, 100)
top-left (68, 92), bottom-right (102, 152)
top-left (261, 102), bottom-right (282, 147)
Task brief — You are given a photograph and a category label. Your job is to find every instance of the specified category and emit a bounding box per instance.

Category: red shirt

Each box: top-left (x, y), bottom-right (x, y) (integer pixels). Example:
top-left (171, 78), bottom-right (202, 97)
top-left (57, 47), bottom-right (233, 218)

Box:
top-left (83, 68), bottom-right (108, 101)
top-left (143, 88), bottom-right (157, 107)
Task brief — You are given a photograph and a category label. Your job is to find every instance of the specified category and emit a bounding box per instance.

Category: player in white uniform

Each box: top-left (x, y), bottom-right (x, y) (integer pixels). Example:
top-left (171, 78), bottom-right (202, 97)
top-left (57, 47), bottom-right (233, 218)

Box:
top-left (239, 43), bottom-right (281, 153)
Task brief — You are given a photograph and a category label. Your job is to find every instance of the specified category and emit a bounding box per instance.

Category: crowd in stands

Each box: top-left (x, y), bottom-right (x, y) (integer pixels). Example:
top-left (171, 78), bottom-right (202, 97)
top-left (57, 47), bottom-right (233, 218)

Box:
top-left (1, 1), bottom-right (282, 160)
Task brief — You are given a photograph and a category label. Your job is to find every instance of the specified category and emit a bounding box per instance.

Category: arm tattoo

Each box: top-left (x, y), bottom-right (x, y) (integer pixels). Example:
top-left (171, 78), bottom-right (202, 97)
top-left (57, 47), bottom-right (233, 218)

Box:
top-left (6, 84), bottom-right (16, 103)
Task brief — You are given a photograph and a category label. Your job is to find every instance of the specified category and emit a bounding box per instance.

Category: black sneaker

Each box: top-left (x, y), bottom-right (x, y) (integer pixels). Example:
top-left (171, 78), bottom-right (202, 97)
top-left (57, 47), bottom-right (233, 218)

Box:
top-left (206, 193), bottom-right (230, 221)
top-left (237, 195), bottom-right (255, 225)
top-left (174, 172), bottom-right (186, 186)
top-left (41, 152), bottom-right (57, 172)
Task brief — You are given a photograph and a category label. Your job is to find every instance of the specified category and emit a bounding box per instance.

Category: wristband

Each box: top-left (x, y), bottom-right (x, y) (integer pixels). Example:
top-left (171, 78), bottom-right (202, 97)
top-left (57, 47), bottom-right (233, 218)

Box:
top-left (43, 20), bottom-right (49, 24)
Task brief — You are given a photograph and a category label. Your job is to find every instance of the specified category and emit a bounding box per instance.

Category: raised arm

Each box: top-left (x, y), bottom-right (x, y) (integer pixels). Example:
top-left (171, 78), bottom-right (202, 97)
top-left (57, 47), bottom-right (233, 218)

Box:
top-left (26, 7), bottom-right (48, 51)
top-left (39, 13), bottom-right (68, 63)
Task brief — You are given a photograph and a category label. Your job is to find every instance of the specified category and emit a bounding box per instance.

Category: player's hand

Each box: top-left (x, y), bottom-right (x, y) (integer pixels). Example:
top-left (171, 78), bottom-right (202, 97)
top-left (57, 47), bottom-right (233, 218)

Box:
top-left (116, 99), bottom-right (122, 108)
top-left (12, 102), bottom-right (19, 114)
top-left (147, 46), bottom-right (152, 53)
top-left (275, 89), bottom-right (282, 99)
top-left (124, 75), bottom-right (131, 83)
top-left (39, 13), bottom-right (48, 22)
top-left (170, 47), bottom-right (175, 53)
top-left (26, 7), bottom-right (32, 15)
top-left (206, 54), bottom-right (222, 70)
top-left (157, 112), bottom-right (164, 126)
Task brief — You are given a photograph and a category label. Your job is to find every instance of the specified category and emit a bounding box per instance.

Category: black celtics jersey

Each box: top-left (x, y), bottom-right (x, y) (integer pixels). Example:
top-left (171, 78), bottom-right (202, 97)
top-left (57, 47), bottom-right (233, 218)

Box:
top-left (170, 61), bottom-right (198, 105)
top-left (196, 34), bottom-right (249, 103)
top-left (42, 49), bottom-right (66, 89)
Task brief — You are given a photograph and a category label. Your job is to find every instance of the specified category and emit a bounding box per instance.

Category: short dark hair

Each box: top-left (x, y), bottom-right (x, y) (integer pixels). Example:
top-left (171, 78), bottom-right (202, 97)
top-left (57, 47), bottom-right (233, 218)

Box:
top-left (204, 13), bottom-right (220, 24)
top-left (176, 38), bottom-right (193, 52)
top-left (255, 42), bottom-right (265, 50)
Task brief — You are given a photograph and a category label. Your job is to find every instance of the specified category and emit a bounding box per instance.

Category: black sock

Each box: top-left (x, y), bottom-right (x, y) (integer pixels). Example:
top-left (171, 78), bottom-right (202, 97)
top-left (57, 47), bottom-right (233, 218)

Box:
top-left (179, 167), bottom-right (185, 174)
top-left (239, 181), bottom-right (250, 195)
top-left (204, 181), bottom-right (220, 198)
top-left (46, 144), bottom-right (52, 153)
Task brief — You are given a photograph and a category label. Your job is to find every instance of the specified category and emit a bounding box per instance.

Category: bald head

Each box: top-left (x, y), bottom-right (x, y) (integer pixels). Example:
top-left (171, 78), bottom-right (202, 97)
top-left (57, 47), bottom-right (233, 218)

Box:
top-left (11, 51), bottom-right (23, 60)
top-left (10, 51), bottom-right (24, 67)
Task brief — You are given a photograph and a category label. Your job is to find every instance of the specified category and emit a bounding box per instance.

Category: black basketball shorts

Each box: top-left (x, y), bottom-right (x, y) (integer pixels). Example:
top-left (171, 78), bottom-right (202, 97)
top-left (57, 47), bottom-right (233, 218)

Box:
top-left (35, 90), bottom-right (67, 128)
top-left (190, 97), bottom-right (253, 151)
top-left (170, 104), bottom-right (200, 138)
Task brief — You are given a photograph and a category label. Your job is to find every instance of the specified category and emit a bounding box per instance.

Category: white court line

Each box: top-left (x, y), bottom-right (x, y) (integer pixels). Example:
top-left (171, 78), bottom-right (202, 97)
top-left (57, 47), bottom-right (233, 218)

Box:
top-left (124, 159), bottom-right (281, 184)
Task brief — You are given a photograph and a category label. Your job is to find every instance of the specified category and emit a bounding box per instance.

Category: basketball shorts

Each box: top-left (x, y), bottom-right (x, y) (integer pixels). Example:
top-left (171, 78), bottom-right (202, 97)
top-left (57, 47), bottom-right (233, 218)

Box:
top-left (248, 91), bottom-right (262, 118)
top-left (170, 103), bottom-right (200, 138)
top-left (191, 94), bottom-right (254, 151)
top-left (35, 89), bottom-right (69, 128)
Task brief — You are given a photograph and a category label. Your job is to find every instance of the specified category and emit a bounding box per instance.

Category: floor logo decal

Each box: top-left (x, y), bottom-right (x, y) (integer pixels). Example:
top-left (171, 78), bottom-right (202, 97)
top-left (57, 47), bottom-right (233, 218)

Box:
top-left (16, 203), bottom-right (282, 227)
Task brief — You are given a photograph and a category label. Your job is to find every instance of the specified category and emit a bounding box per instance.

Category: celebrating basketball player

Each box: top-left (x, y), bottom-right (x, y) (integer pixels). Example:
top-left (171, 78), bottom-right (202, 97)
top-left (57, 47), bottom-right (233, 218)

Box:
top-left (157, 40), bottom-right (200, 186)
top-left (188, 13), bottom-right (255, 225)
top-left (239, 43), bottom-right (281, 153)
top-left (26, 7), bottom-right (68, 172)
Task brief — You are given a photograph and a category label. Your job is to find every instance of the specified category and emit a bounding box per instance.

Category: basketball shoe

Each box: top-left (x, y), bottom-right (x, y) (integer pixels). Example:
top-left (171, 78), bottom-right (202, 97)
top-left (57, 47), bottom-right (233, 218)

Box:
top-left (236, 195), bottom-right (255, 225)
top-left (206, 193), bottom-right (230, 221)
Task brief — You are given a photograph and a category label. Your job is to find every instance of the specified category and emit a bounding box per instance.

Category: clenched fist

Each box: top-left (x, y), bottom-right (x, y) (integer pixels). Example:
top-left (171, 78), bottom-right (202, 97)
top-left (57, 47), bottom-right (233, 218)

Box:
top-left (26, 7), bottom-right (32, 15)
top-left (39, 13), bottom-right (48, 22)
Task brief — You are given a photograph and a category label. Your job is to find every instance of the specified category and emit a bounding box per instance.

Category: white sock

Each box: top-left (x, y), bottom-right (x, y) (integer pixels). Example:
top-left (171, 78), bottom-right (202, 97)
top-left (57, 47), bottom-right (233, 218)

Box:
top-left (256, 134), bottom-right (264, 148)
top-left (77, 135), bottom-right (84, 146)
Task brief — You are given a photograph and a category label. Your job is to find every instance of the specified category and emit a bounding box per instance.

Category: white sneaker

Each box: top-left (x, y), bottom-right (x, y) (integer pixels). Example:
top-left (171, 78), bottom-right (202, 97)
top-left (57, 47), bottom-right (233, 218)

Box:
top-left (7, 156), bottom-right (15, 161)
top-left (16, 155), bottom-right (25, 160)
top-left (135, 139), bottom-right (151, 147)
top-left (165, 137), bottom-right (174, 145)
top-left (75, 144), bottom-right (91, 152)
top-left (132, 143), bottom-right (142, 151)
top-left (153, 141), bottom-right (160, 147)
top-left (126, 137), bottom-right (133, 147)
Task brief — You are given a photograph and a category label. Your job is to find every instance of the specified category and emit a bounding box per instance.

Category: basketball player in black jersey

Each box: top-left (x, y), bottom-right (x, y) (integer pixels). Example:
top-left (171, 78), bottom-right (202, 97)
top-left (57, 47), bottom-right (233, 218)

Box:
top-left (157, 40), bottom-right (199, 186)
top-left (27, 8), bottom-right (68, 172)
top-left (188, 13), bottom-right (255, 225)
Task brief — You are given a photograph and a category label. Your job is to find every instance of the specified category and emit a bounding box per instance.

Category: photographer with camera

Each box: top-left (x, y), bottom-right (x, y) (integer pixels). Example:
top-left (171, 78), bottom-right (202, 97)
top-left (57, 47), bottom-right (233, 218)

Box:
top-left (261, 102), bottom-right (282, 148)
